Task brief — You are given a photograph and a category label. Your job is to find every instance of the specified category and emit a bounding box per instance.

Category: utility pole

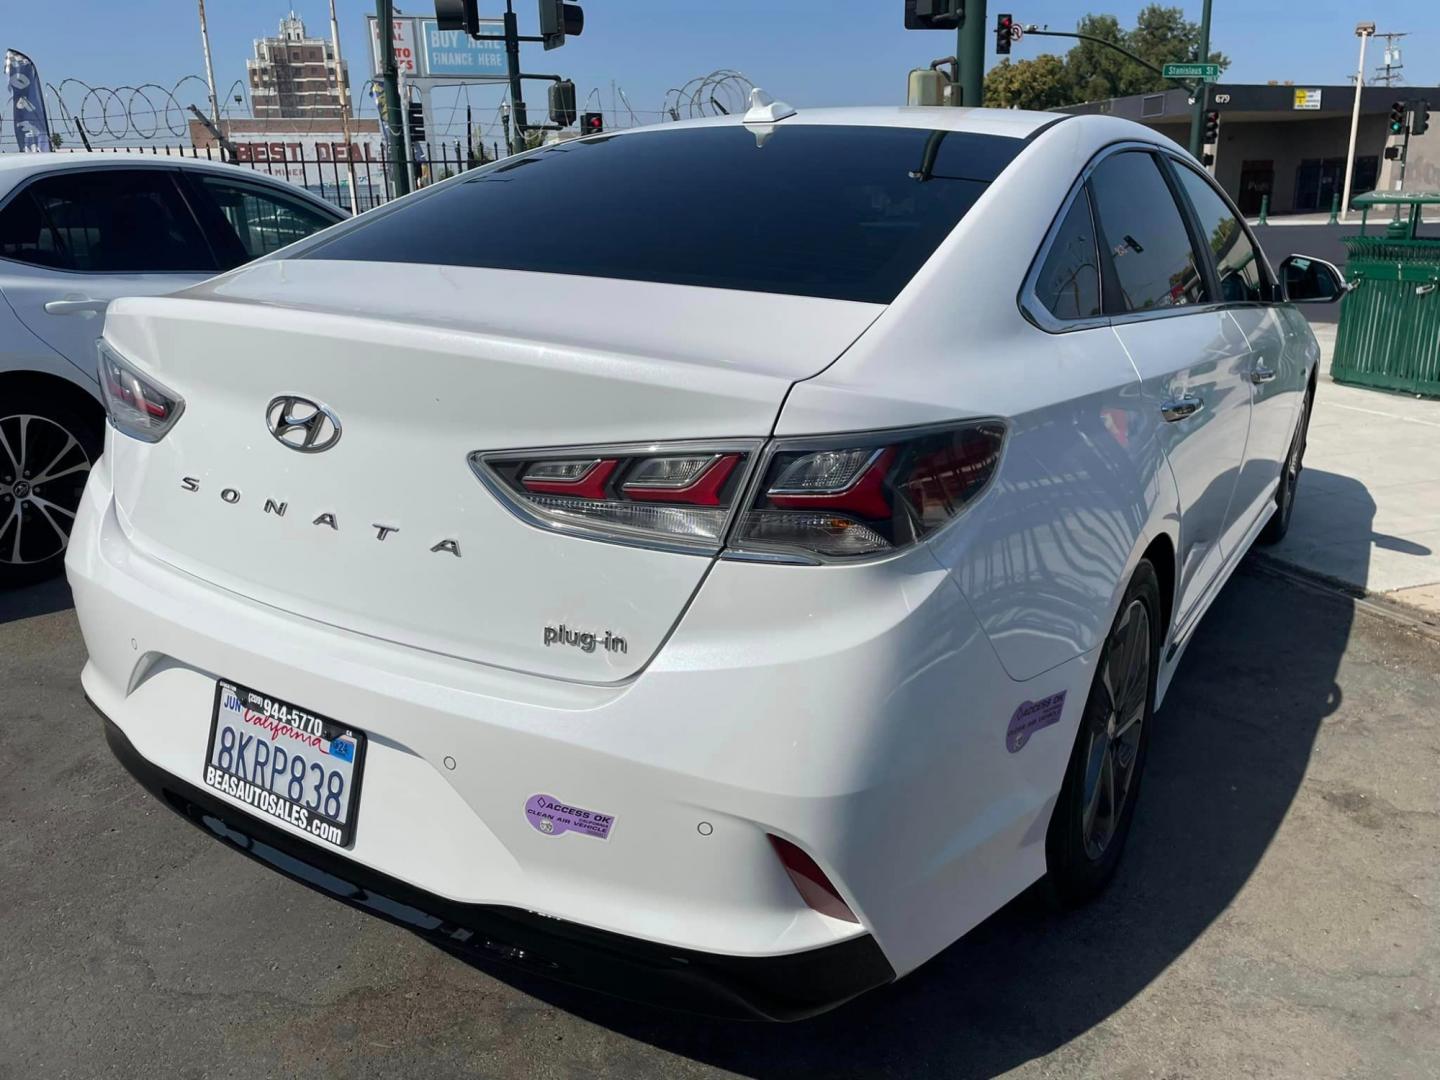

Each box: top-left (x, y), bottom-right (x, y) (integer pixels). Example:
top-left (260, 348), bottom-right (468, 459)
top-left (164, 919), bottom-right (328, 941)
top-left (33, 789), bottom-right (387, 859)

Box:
top-left (956, 0), bottom-right (986, 106)
top-left (1372, 31), bottom-right (1408, 87)
top-left (376, 0), bottom-right (410, 197)
top-left (1185, 0), bottom-right (1213, 159)
top-left (196, 0), bottom-right (223, 134)
top-left (328, 0), bottom-right (360, 214)
top-left (1342, 22), bottom-right (1375, 220)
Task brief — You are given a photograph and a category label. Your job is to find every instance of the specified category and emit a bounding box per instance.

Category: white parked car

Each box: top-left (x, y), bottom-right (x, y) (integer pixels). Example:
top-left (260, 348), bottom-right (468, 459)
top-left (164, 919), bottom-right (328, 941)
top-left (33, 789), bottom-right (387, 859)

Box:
top-left (67, 106), bottom-right (1346, 1020)
top-left (0, 153), bottom-right (343, 585)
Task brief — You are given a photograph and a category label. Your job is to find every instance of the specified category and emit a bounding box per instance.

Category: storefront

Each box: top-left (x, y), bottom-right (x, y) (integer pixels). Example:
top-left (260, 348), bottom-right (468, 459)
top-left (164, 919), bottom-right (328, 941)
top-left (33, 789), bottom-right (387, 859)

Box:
top-left (1062, 83), bottom-right (1438, 217)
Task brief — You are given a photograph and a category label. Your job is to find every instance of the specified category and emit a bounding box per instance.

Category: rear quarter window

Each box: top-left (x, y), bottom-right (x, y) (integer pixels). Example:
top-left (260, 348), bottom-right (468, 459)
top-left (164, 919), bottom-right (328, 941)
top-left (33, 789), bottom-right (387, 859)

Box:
top-left (300, 125), bottom-right (1024, 304)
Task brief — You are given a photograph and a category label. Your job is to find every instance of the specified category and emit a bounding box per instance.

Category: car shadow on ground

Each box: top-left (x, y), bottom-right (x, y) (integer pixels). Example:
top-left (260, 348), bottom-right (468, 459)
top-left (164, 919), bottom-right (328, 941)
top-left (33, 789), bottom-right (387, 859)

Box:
top-left (469, 471), bottom-right (1367, 1078)
top-left (0, 576), bottom-right (74, 625)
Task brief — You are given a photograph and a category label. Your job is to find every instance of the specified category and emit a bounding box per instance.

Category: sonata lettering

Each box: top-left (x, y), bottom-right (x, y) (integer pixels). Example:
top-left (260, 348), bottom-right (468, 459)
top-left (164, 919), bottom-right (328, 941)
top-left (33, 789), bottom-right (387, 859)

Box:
top-left (181, 477), bottom-right (459, 556)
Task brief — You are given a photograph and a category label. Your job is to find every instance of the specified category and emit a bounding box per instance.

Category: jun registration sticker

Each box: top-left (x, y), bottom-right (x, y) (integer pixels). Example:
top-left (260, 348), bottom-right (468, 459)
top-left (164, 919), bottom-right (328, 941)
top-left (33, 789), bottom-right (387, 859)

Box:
top-left (203, 680), bottom-right (367, 849)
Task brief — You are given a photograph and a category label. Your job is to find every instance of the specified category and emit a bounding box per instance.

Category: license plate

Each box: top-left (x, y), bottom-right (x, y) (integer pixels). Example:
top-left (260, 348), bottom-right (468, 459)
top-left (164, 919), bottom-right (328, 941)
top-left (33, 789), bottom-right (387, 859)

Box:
top-left (203, 680), bottom-right (366, 849)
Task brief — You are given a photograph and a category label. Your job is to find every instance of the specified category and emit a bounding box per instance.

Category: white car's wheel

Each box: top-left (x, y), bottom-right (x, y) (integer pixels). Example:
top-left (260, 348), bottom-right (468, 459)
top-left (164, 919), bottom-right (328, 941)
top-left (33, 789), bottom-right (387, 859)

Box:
top-left (0, 392), bottom-right (100, 588)
top-left (1046, 560), bottom-right (1160, 905)
top-left (1260, 385), bottom-right (1314, 546)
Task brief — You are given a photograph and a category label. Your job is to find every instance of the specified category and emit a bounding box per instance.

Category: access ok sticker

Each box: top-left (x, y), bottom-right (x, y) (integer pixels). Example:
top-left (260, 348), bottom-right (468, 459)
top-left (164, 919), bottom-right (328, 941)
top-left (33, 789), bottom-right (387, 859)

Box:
top-left (1006, 691), bottom-right (1067, 753)
top-left (525, 793), bottom-right (615, 840)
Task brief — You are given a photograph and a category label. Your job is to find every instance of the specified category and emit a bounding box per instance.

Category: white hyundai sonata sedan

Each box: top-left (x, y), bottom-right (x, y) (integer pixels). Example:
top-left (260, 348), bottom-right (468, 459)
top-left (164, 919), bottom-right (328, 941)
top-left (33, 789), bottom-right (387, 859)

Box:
top-left (67, 104), bottom-right (1344, 1019)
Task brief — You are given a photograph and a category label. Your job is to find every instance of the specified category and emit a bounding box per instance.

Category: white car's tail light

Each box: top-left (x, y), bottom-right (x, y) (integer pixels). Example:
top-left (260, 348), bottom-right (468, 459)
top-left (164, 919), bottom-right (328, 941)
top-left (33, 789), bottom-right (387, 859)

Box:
top-left (471, 441), bottom-right (762, 554)
top-left (729, 420), bottom-right (1006, 562)
top-left (471, 421), bottom-right (1004, 562)
top-left (96, 340), bottom-right (185, 443)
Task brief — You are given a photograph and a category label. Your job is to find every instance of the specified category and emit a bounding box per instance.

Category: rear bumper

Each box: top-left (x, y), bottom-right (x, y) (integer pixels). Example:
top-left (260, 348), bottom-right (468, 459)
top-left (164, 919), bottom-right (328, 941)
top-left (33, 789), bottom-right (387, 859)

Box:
top-left (69, 449), bottom-right (1094, 988)
top-left (99, 709), bottom-right (892, 1021)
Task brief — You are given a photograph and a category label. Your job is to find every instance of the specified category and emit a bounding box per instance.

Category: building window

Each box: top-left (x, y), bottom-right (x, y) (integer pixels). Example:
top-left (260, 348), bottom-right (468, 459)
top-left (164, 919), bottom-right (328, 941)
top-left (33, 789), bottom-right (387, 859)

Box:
top-left (1237, 160), bottom-right (1274, 217)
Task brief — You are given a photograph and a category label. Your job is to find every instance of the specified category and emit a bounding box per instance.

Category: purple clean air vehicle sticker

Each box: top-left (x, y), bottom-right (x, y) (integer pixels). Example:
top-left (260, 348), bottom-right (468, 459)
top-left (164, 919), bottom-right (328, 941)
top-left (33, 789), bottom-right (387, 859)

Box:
top-left (1006, 691), bottom-right (1067, 753)
top-left (525, 793), bottom-right (616, 840)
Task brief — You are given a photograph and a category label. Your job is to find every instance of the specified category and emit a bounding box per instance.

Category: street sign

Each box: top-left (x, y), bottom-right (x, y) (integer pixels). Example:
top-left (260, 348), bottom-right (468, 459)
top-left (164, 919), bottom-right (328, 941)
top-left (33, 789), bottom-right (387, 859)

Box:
top-left (1293, 88), bottom-right (1323, 111)
top-left (422, 18), bottom-right (506, 79)
top-left (1161, 62), bottom-right (1221, 80)
top-left (367, 16), bottom-right (419, 77)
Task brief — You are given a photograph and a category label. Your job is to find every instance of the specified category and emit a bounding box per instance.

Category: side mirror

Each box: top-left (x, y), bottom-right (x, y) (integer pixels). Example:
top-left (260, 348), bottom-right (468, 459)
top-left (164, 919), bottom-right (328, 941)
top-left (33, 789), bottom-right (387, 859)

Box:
top-left (1278, 254), bottom-right (1350, 303)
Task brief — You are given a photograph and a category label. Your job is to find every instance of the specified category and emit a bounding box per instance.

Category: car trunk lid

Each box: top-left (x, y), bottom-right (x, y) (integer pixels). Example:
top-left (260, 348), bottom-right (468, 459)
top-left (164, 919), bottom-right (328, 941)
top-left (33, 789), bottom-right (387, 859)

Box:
top-left (101, 260), bottom-right (882, 682)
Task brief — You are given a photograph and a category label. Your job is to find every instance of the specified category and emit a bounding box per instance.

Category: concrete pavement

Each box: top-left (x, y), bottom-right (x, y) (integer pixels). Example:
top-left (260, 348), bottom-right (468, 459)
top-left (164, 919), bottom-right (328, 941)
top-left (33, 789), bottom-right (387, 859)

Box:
top-left (1268, 323), bottom-right (1440, 615)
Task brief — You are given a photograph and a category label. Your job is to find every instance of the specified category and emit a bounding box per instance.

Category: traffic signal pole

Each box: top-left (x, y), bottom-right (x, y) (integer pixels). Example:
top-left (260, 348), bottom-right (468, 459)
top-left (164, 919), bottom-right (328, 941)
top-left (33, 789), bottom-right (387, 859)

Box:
top-left (1185, 0), bottom-right (1213, 158)
top-left (504, 2), bottom-right (527, 155)
top-left (376, 0), bottom-right (411, 197)
top-left (957, 0), bottom-right (986, 106)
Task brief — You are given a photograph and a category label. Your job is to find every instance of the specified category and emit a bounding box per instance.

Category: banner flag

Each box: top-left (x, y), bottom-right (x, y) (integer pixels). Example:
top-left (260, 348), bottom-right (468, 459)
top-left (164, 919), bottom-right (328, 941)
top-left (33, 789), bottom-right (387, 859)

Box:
top-left (5, 50), bottom-right (52, 152)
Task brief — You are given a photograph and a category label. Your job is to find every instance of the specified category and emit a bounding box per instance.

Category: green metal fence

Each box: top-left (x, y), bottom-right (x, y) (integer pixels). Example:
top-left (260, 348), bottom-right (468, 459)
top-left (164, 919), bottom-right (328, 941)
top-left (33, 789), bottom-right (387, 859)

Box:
top-left (1331, 194), bottom-right (1440, 397)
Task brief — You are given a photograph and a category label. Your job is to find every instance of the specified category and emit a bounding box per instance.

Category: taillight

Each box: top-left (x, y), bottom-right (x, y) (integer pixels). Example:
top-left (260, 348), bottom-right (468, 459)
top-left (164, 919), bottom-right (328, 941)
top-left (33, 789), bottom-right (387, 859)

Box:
top-left (727, 420), bottom-right (1006, 562)
top-left (96, 340), bottom-right (185, 443)
top-left (470, 420), bottom-right (1004, 561)
top-left (470, 441), bottom-right (762, 554)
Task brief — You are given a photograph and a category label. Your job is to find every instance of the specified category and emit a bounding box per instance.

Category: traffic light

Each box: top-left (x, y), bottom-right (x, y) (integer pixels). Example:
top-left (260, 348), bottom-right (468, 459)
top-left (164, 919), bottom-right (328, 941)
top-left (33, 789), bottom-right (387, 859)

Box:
top-left (1203, 110), bottom-right (1219, 144)
top-left (548, 79), bottom-right (577, 127)
top-left (434, 0), bottom-right (480, 37)
top-left (582, 111), bottom-right (604, 135)
top-left (995, 13), bottom-right (1013, 55)
top-left (905, 0), bottom-right (962, 30)
top-left (1413, 100), bottom-right (1431, 137)
top-left (1389, 100), bottom-right (1407, 135)
top-left (539, 0), bottom-right (584, 50)
top-left (407, 101), bottom-right (426, 144)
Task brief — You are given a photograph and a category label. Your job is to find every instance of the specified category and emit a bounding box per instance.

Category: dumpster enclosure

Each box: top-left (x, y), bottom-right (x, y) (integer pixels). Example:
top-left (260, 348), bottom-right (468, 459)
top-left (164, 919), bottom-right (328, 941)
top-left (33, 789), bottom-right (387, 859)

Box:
top-left (1332, 192), bottom-right (1440, 397)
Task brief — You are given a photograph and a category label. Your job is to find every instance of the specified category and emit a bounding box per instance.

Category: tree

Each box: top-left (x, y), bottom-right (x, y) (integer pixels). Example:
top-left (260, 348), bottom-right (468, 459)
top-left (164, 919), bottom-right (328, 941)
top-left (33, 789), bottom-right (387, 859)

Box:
top-left (1067, 5), bottom-right (1229, 101)
top-left (986, 5), bottom-right (1230, 109)
top-left (984, 55), bottom-right (1074, 111)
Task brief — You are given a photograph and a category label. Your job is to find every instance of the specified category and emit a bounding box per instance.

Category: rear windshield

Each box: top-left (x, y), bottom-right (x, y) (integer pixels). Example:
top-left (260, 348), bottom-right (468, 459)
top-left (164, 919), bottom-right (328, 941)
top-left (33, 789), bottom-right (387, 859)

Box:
top-left (301, 124), bottom-right (1022, 304)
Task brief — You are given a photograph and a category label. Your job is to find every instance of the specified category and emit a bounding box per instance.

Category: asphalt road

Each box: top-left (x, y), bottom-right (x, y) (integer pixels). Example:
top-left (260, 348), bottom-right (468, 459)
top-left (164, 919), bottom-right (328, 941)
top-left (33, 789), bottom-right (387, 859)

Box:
top-left (2, 555), bottom-right (1438, 1079)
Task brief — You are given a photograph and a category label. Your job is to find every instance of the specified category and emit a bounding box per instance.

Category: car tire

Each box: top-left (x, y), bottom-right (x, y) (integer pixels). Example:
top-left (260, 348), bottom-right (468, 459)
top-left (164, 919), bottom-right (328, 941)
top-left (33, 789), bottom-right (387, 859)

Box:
top-left (1258, 383), bottom-right (1314, 546)
top-left (0, 390), bottom-right (102, 589)
top-left (1045, 559), bottom-right (1160, 907)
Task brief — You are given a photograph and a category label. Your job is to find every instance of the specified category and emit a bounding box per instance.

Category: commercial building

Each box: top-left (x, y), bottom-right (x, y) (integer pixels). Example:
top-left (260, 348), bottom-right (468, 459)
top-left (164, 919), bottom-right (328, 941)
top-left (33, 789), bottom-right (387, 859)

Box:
top-left (246, 12), bottom-right (349, 120)
top-left (1062, 83), bottom-right (1439, 217)
top-left (187, 118), bottom-right (388, 208)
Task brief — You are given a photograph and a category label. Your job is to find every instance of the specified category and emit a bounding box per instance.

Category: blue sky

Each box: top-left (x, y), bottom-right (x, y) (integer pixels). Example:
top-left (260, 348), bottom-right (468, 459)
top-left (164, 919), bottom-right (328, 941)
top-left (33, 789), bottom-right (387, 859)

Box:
top-left (5, 1), bottom-right (1437, 148)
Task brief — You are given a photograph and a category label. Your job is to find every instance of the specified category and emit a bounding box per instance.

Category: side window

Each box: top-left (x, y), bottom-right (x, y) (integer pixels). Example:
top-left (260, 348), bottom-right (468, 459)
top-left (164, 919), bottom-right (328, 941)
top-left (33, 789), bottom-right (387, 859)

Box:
top-left (0, 190), bottom-right (69, 269)
top-left (194, 177), bottom-right (338, 265)
top-left (1033, 187), bottom-right (1102, 320)
top-left (24, 169), bottom-right (215, 273)
top-left (1087, 151), bottom-right (1209, 313)
top-left (1172, 164), bottom-right (1270, 303)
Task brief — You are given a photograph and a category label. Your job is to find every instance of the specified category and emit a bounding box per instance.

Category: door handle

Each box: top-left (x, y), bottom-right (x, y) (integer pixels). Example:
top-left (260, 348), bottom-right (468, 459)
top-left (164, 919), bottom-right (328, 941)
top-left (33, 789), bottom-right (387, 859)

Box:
top-left (1250, 362), bottom-right (1277, 384)
top-left (44, 296), bottom-right (108, 317)
top-left (1160, 395), bottom-right (1204, 422)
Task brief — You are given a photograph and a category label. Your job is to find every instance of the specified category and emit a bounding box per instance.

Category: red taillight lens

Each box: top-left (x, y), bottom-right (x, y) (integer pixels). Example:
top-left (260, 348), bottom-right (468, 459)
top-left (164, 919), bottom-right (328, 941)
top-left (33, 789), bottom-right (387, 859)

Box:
top-left (729, 420), bottom-right (1005, 561)
top-left (768, 834), bottom-right (859, 923)
top-left (471, 441), bottom-right (761, 553)
top-left (96, 340), bottom-right (185, 443)
top-left (471, 421), bottom-right (1003, 560)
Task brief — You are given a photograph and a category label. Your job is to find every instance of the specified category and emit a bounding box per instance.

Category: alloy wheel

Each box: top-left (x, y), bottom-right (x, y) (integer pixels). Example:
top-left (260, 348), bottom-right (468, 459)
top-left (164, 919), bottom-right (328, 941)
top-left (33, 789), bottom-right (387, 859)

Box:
top-left (1081, 598), bottom-right (1151, 860)
top-left (0, 413), bottom-right (93, 567)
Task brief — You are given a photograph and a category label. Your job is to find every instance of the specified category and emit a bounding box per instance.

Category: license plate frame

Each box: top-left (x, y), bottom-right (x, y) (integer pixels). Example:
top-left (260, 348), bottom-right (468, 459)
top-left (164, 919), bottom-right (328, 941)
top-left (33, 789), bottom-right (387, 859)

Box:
top-left (203, 679), bottom-right (367, 849)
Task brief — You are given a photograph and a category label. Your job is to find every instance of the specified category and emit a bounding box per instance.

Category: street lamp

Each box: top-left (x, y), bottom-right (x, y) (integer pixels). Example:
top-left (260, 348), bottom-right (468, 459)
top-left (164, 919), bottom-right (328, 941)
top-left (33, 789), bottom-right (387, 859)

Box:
top-left (1342, 22), bottom-right (1376, 220)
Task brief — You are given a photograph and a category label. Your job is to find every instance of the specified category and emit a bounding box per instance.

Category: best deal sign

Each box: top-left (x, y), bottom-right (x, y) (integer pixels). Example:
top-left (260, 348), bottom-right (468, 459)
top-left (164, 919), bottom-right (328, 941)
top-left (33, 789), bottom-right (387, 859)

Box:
top-left (367, 16), bottom-right (418, 76)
